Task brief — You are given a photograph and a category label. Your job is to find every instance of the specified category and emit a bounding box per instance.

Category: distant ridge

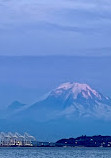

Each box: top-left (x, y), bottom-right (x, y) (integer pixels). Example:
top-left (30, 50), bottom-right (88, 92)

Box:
top-left (8, 101), bottom-right (25, 110)
top-left (56, 135), bottom-right (111, 147)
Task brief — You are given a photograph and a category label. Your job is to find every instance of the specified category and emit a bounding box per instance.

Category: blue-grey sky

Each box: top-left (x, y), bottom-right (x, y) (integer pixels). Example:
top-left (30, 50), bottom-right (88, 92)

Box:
top-left (0, 0), bottom-right (111, 56)
top-left (0, 56), bottom-right (111, 108)
top-left (0, 0), bottom-right (111, 108)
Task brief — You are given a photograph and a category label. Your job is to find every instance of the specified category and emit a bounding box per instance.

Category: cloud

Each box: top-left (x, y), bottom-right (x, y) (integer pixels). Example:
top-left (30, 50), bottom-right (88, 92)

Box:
top-left (1, 0), bottom-right (111, 26)
top-left (42, 22), bottom-right (99, 34)
top-left (0, 0), bottom-right (111, 56)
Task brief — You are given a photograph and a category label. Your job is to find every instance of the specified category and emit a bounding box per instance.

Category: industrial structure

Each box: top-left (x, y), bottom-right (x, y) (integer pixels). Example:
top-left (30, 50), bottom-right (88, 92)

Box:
top-left (0, 132), bottom-right (36, 146)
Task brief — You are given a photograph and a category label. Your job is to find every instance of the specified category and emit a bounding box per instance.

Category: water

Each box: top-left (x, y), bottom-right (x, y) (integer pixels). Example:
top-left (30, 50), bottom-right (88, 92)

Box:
top-left (0, 147), bottom-right (110, 158)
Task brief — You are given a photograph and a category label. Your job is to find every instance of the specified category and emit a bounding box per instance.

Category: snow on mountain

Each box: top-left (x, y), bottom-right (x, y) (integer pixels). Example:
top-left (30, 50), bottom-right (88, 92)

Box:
top-left (51, 82), bottom-right (104, 100)
top-left (36, 82), bottom-right (111, 120)
top-left (1, 82), bottom-right (111, 140)
top-left (49, 82), bottom-right (111, 105)
top-left (6, 82), bottom-right (111, 121)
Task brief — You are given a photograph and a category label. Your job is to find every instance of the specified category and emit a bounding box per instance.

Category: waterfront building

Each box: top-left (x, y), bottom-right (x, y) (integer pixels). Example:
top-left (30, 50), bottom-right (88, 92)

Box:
top-left (0, 132), bottom-right (36, 146)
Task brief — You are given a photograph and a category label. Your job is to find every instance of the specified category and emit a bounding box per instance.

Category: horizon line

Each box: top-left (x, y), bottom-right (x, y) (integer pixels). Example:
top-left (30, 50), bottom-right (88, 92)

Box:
top-left (0, 55), bottom-right (111, 58)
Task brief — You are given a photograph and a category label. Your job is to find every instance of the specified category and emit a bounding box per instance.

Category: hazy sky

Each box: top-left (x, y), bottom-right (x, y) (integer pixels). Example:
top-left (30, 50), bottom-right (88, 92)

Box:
top-left (0, 0), bottom-right (111, 56)
top-left (0, 56), bottom-right (111, 108)
top-left (0, 0), bottom-right (111, 107)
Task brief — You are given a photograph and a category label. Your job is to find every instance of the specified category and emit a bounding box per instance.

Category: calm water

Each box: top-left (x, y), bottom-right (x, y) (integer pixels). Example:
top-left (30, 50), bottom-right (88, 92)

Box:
top-left (0, 147), bottom-right (111, 158)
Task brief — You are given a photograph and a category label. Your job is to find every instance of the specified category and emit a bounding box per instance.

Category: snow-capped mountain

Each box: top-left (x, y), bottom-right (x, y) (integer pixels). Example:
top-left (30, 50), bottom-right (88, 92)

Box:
top-left (1, 82), bottom-right (111, 141)
top-left (50, 82), bottom-right (109, 103)
top-left (40, 82), bottom-right (111, 120)
top-left (4, 82), bottom-right (111, 121)
top-left (18, 82), bottom-right (111, 121)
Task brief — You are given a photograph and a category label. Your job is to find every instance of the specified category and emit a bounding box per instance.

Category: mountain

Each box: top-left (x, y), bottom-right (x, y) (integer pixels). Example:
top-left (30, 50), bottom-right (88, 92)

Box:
top-left (0, 101), bottom-right (26, 119)
top-left (14, 82), bottom-right (111, 121)
top-left (1, 82), bottom-right (111, 141)
top-left (46, 82), bottom-right (111, 120)
top-left (8, 101), bottom-right (26, 111)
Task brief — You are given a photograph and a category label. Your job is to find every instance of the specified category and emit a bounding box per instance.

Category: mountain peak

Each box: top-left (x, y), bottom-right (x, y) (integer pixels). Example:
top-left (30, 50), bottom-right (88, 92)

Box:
top-left (8, 101), bottom-right (25, 110)
top-left (57, 82), bottom-right (91, 91)
top-left (52, 82), bottom-right (102, 100)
